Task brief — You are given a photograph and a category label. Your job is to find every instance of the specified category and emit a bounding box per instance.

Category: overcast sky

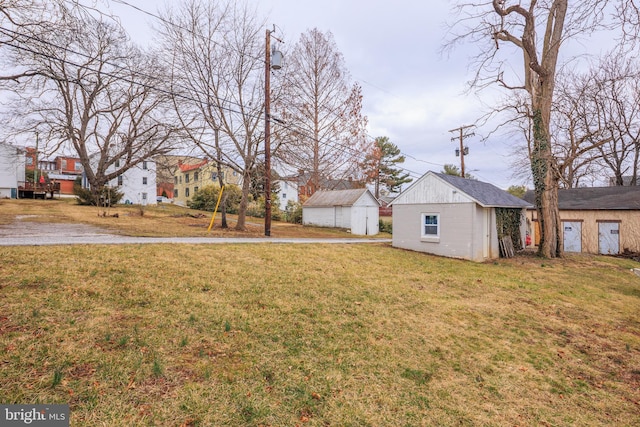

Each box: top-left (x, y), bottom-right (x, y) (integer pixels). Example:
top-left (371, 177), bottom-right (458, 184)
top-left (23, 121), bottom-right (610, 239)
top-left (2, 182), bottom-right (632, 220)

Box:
top-left (104, 0), bottom-right (521, 189)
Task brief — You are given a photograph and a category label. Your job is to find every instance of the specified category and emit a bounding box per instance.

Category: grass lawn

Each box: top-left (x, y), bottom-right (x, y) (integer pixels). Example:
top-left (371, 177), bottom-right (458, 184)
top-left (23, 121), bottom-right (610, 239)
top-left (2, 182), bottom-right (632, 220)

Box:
top-left (0, 198), bottom-right (369, 239)
top-left (0, 200), bottom-right (639, 425)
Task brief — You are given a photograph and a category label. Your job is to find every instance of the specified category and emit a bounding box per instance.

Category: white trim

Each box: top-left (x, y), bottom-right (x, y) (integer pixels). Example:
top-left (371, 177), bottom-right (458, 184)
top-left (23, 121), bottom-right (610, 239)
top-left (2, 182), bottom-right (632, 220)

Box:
top-left (421, 213), bottom-right (440, 241)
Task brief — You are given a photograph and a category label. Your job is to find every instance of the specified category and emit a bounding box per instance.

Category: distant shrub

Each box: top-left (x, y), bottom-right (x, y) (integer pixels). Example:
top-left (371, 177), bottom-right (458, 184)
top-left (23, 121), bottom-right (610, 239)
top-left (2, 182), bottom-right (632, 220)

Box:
top-left (246, 195), bottom-right (283, 220)
top-left (188, 184), bottom-right (242, 213)
top-left (74, 182), bottom-right (123, 206)
top-left (285, 200), bottom-right (302, 224)
top-left (379, 219), bottom-right (392, 234)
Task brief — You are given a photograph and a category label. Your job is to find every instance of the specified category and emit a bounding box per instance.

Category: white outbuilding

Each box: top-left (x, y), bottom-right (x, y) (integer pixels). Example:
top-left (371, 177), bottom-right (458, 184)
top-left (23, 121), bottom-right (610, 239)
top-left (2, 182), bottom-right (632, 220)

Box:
top-left (391, 171), bottom-right (531, 262)
top-left (302, 188), bottom-right (380, 235)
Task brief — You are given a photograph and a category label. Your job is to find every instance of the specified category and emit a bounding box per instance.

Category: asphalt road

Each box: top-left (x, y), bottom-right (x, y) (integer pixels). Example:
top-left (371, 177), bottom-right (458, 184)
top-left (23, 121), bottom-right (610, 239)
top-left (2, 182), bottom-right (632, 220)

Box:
top-left (0, 217), bottom-right (391, 246)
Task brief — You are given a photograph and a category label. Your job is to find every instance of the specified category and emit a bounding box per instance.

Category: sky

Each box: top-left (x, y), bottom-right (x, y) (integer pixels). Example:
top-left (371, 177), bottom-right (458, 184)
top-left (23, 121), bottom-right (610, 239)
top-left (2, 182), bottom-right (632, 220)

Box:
top-left (103, 0), bottom-right (522, 189)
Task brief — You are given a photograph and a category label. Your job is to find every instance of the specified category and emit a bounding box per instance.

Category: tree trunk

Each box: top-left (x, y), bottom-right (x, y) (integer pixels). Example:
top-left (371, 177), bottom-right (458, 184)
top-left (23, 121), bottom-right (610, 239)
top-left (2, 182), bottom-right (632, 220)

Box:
top-left (531, 109), bottom-right (563, 258)
top-left (235, 170), bottom-right (251, 231)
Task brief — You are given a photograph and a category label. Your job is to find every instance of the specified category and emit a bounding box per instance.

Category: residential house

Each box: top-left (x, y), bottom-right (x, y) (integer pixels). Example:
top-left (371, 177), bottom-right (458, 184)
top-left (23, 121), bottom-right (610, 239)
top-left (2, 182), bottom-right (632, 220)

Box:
top-left (154, 154), bottom-right (205, 201)
top-left (108, 158), bottom-right (157, 205)
top-left (296, 170), bottom-right (364, 200)
top-left (391, 171), bottom-right (531, 262)
top-left (523, 186), bottom-right (640, 254)
top-left (302, 188), bottom-right (380, 235)
top-left (0, 142), bottom-right (26, 198)
top-left (173, 159), bottom-right (241, 206)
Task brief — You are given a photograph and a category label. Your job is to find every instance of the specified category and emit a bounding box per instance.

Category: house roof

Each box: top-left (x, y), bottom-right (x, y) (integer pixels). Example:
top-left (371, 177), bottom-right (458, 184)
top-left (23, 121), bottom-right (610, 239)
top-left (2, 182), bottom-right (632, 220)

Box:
top-left (434, 172), bottom-right (532, 208)
top-left (303, 188), bottom-right (379, 207)
top-left (178, 159), bottom-right (208, 172)
top-left (523, 186), bottom-right (640, 210)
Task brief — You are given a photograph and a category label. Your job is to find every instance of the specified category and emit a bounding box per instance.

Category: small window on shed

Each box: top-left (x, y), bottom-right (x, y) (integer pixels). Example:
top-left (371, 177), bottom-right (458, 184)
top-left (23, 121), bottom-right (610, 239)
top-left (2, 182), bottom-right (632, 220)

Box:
top-left (422, 214), bottom-right (440, 238)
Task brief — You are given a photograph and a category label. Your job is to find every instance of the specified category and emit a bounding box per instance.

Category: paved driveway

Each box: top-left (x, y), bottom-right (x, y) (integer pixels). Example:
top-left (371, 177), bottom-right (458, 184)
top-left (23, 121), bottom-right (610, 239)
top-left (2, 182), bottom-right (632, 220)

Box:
top-left (0, 217), bottom-right (391, 246)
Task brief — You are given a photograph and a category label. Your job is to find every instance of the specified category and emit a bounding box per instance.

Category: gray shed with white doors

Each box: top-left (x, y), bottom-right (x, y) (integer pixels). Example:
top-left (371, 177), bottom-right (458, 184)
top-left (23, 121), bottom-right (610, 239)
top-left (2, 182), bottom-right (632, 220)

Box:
top-left (391, 171), bottom-right (531, 262)
top-left (302, 188), bottom-right (380, 235)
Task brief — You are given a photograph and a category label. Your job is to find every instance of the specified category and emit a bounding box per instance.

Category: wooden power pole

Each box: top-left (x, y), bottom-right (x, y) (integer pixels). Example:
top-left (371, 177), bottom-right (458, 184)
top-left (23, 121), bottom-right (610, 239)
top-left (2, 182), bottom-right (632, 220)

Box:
top-left (448, 125), bottom-right (474, 178)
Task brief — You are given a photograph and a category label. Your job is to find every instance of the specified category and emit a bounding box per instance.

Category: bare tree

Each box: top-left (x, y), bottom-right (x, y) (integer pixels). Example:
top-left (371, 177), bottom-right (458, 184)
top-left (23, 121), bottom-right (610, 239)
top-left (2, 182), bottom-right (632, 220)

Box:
top-left (273, 28), bottom-right (368, 195)
top-left (448, 1), bottom-right (638, 257)
top-left (589, 55), bottom-right (640, 185)
top-left (4, 4), bottom-right (177, 203)
top-left (159, 0), bottom-right (265, 231)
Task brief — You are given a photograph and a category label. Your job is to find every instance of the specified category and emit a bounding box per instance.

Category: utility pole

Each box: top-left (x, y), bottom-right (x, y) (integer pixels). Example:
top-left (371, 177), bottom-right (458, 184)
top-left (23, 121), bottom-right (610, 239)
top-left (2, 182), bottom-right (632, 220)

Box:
top-left (448, 125), bottom-right (474, 178)
top-left (264, 26), bottom-right (282, 237)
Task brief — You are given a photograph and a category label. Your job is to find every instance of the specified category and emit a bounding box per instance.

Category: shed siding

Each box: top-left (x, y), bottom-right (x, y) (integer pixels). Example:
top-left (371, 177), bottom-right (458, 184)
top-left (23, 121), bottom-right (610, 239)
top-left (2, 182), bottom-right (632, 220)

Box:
top-left (303, 207), bottom-right (336, 227)
top-left (393, 203), bottom-right (478, 260)
top-left (527, 209), bottom-right (640, 253)
top-left (393, 175), bottom-right (474, 205)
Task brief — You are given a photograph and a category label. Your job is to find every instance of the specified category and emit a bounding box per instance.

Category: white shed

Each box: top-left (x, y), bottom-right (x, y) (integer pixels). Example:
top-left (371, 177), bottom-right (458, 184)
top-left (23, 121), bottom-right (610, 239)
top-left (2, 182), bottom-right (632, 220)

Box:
top-left (391, 171), bottom-right (531, 262)
top-left (302, 188), bottom-right (380, 235)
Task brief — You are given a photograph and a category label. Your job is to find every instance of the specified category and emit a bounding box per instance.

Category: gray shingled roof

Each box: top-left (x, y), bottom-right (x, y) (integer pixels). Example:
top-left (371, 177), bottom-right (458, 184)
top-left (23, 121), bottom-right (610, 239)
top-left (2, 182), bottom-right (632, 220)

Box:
top-left (303, 188), bottom-right (378, 207)
top-left (523, 186), bottom-right (640, 210)
top-left (435, 172), bottom-right (532, 208)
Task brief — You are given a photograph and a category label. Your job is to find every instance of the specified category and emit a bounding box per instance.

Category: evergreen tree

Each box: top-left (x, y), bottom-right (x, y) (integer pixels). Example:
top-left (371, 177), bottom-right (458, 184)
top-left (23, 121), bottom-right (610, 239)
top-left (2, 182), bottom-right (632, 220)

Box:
top-left (362, 137), bottom-right (412, 198)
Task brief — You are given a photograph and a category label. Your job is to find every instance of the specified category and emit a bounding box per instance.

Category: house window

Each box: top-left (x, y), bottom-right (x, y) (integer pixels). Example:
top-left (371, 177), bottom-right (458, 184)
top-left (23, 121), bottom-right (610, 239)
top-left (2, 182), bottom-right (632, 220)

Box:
top-left (114, 159), bottom-right (120, 168)
top-left (194, 171), bottom-right (199, 181)
top-left (174, 176), bottom-right (178, 184)
top-left (179, 176), bottom-right (182, 184)
top-left (421, 213), bottom-right (440, 238)
top-left (185, 173), bottom-right (190, 183)
top-left (143, 161), bottom-right (148, 170)
top-left (211, 172), bottom-right (218, 180)
top-left (194, 186), bottom-right (198, 193)
top-left (143, 177), bottom-right (148, 185)
top-left (117, 176), bottom-right (123, 186)
top-left (75, 162), bottom-right (83, 172)
top-left (142, 192), bottom-right (147, 200)
top-left (282, 193), bottom-right (287, 199)
top-left (174, 189), bottom-right (178, 197)
top-left (185, 187), bottom-right (190, 197)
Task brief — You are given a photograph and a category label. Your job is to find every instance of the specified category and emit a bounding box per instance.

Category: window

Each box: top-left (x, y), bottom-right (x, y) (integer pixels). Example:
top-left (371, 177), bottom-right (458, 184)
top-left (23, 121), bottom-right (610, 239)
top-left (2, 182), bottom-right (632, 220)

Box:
top-left (142, 177), bottom-right (148, 185)
top-left (179, 176), bottom-right (182, 184)
top-left (142, 192), bottom-right (147, 200)
top-left (185, 173), bottom-right (190, 183)
top-left (185, 187), bottom-right (190, 197)
top-left (211, 172), bottom-right (218, 180)
top-left (282, 193), bottom-right (287, 199)
top-left (194, 171), bottom-right (199, 181)
top-left (174, 176), bottom-right (178, 184)
top-left (174, 189), bottom-right (178, 197)
top-left (421, 214), bottom-right (440, 238)
top-left (117, 176), bottom-right (123, 186)
top-left (194, 186), bottom-right (198, 193)
top-left (114, 159), bottom-right (120, 168)
top-left (75, 162), bottom-right (83, 171)
top-left (143, 161), bottom-right (148, 170)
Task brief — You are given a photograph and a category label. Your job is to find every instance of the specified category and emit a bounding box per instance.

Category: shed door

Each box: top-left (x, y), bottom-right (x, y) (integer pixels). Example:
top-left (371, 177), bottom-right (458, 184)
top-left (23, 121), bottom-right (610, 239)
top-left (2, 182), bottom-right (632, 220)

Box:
top-left (334, 206), bottom-right (343, 228)
top-left (598, 222), bottom-right (620, 255)
top-left (562, 221), bottom-right (582, 253)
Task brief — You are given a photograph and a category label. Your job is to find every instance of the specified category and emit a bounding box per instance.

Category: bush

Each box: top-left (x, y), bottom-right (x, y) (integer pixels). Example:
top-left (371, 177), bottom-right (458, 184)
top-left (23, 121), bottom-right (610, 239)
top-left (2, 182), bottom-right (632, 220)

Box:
top-left (285, 200), bottom-right (302, 224)
top-left (73, 183), bottom-right (123, 206)
top-left (188, 184), bottom-right (242, 213)
top-left (379, 218), bottom-right (392, 234)
top-left (246, 195), bottom-right (283, 221)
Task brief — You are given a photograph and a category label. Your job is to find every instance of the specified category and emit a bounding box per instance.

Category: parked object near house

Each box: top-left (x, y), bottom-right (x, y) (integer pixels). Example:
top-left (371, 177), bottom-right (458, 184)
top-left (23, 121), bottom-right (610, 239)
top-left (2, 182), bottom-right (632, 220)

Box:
top-left (0, 142), bottom-right (26, 198)
top-left (391, 171), bottom-right (531, 262)
top-left (302, 188), bottom-right (380, 235)
top-left (524, 186), bottom-right (640, 255)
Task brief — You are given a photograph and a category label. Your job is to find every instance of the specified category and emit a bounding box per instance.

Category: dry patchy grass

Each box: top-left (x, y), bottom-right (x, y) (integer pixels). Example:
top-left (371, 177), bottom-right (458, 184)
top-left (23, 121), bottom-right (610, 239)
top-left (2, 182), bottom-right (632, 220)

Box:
top-left (0, 198), bottom-right (360, 238)
top-left (0, 244), bottom-right (638, 426)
